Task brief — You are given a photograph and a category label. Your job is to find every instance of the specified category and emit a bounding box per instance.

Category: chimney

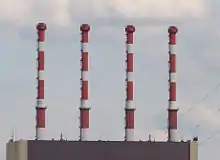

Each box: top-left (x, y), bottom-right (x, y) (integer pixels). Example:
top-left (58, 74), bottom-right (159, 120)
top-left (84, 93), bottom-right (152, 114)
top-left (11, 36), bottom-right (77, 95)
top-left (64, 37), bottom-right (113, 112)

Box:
top-left (125, 25), bottom-right (135, 141)
top-left (36, 22), bottom-right (47, 140)
top-left (79, 24), bottom-right (91, 141)
top-left (168, 26), bottom-right (178, 142)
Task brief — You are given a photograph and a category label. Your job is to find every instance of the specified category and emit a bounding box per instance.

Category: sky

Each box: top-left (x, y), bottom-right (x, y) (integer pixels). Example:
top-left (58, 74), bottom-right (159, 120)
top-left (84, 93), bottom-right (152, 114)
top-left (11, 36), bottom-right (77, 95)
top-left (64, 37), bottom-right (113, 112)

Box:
top-left (0, 0), bottom-right (220, 159)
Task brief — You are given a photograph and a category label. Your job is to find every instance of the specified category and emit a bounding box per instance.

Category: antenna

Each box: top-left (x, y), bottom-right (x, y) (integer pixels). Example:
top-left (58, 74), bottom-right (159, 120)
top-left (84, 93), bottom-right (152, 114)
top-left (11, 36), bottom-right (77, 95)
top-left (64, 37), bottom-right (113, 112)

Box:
top-left (11, 129), bottom-right (14, 141)
top-left (60, 133), bottom-right (63, 141)
top-left (9, 127), bottom-right (16, 142)
top-left (148, 134), bottom-right (152, 141)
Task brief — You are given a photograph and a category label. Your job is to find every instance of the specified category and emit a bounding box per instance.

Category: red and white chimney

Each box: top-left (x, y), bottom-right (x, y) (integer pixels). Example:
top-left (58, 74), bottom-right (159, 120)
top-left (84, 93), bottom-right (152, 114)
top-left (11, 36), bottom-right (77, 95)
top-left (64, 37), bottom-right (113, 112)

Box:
top-left (168, 26), bottom-right (178, 142)
top-left (36, 23), bottom-right (47, 140)
top-left (79, 24), bottom-right (90, 141)
top-left (125, 25), bottom-right (135, 141)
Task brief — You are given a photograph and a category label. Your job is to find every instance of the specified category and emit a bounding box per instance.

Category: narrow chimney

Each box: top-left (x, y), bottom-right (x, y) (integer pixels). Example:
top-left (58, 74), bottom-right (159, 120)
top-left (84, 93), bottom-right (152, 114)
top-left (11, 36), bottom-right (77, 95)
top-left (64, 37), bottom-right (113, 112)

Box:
top-left (36, 23), bottom-right (47, 140)
top-left (79, 24), bottom-right (90, 141)
top-left (168, 26), bottom-right (178, 142)
top-left (125, 25), bottom-right (135, 141)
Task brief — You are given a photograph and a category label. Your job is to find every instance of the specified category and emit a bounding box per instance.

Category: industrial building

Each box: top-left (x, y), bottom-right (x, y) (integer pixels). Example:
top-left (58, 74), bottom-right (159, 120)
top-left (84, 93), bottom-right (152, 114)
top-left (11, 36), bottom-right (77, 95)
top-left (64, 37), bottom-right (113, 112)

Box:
top-left (6, 23), bottom-right (198, 160)
top-left (7, 140), bottom-right (198, 160)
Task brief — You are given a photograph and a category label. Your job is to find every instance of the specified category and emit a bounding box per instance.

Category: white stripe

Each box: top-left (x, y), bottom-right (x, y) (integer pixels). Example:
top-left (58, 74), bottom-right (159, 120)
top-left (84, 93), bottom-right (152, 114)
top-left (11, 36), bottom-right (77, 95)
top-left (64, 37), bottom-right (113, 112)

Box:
top-left (36, 99), bottom-right (46, 108)
top-left (38, 70), bottom-right (44, 80)
top-left (80, 128), bottom-right (89, 141)
top-left (81, 43), bottom-right (88, 52)
top-left (36, 128), bottom-right (46, 140)
top-left (125, 129), bottom-right (134, 141)
top-left (126, 44), bottom-right (134, 54)
top-left (126, 72), bottom-right (133, 81)
top-left (82, 71), bottom-right (88, 81)
top-left (169, 101), bottom-right (178, 110)
top-left (169, 45), bottom-right (175, 54)
top-left (38, 42), bottom-right (44, 52)
top-left (170, 73), bottom-right (176, 82)
top-left (80, 100), bottom-right (90, 109)
top-left (126, 100), bottom-right (135, 109)
top-left (169, 129), bottom-right (178, 142)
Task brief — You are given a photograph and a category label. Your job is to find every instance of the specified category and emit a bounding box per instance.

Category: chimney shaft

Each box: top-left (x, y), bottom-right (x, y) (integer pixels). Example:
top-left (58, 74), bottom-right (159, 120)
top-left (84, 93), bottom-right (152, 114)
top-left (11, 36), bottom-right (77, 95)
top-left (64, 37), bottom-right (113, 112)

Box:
top-left (168, 26), bottom-right (178, 142)
top-left (125, 25), bottom-right (135, 141)
top-left (79, 24), bottom-right (91, 141)
top-left (36, 22), bottom-right (47, 140)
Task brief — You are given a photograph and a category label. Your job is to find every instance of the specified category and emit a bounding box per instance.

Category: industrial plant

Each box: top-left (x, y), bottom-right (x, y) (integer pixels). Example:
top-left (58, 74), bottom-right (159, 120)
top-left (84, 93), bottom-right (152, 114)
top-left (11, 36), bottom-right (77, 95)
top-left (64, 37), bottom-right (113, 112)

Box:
top-left (6, 23), bottom-right (198, 160)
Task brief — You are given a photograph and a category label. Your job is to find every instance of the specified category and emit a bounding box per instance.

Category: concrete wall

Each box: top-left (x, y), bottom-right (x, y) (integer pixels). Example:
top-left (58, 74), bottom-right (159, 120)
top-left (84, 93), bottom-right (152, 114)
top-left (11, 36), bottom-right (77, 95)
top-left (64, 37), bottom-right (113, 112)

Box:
top-left (6, 140), bottom-right (28, 160)
top-left (190, 141), bottom-right (198, 160)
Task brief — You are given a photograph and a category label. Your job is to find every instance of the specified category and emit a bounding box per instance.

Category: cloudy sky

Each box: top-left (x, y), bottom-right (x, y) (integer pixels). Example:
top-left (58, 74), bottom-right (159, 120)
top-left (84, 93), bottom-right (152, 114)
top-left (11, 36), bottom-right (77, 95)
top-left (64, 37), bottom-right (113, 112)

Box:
top-left (1, 0), bottom-right (220, 159)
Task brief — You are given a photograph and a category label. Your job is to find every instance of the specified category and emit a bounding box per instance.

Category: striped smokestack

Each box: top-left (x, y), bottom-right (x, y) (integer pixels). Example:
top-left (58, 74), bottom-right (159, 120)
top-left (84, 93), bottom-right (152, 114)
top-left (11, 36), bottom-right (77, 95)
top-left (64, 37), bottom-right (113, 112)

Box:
top-left (36, 22), bottom-right (47, 140)
top-left (79, 24), bottom-right (90, 141)
top-left (168, 26), bottom-right (178, 142)
top-left (125, 25), bottom-right (135, 141)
